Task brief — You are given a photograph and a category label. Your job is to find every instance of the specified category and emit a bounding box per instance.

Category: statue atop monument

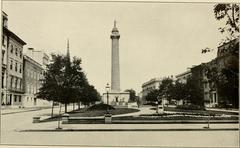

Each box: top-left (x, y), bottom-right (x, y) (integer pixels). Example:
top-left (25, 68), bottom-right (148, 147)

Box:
top-left (111, 20), bottom-right (120, 35)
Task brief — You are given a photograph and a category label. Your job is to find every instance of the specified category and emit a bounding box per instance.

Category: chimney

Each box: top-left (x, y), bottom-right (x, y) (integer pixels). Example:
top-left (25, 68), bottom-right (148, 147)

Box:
top-left (27, 48), bottom-right (34, 58)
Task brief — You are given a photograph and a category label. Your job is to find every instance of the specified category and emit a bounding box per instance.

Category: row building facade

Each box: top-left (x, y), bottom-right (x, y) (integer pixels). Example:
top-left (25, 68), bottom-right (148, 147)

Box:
top-left (176, 38), bottom-right (239, 108)
top-left (1, 11), bottom-right (50, 108)
top-left (141, 77), bottom-right (163, 104)
top-left (1, 12), bottom-right (26, 106)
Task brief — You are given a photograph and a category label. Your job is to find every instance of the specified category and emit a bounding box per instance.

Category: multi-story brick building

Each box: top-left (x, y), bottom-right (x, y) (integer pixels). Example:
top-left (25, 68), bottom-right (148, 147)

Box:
top-left (1, 11), bottom-right (51, 108)
top-left (141, 77), bottom-right (163, 104)
top-left (25, 48), bottom-right (49, 71)
top-left (22, 48), bottom-right (51, 107)
top-left (202, 38), bottom-right (239, 108)
top-left (175, 70), bottom-right (191, 83)
top-left (22, 55), bottom-right (45, 107)
top-left (179, 38), bottom-right (239, 108)
top-left (1, 11), bottom-right (26, 106)
top-left (1, 12), bottom-right (8, 104)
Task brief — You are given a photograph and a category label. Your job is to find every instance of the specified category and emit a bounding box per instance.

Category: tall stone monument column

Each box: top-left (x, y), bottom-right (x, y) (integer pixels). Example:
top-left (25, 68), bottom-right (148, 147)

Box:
top-left (102, 21), bottom-right (129, 106)
top-left (110, 21), bottom-right (120, 91)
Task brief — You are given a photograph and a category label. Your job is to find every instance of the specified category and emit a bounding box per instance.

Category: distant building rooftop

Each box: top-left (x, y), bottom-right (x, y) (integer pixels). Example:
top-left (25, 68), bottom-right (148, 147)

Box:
top-left (3, 27), bottom-right (26, 45)
top-left (175, 70), bottom-right (191, 78)
top-left (23, 55), bottom-right (43, 69)
top-left (142, 77), bottom-right (163, 87)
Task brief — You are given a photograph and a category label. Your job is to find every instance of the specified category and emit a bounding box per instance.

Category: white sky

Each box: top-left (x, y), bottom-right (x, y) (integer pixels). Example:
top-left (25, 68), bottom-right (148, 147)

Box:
top-left (3, 1), bottom-right (224, 94)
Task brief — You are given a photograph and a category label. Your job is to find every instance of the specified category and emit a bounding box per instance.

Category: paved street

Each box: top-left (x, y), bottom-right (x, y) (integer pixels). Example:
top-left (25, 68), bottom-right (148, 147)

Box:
top-left (0, 107), bottom-right (239, 147)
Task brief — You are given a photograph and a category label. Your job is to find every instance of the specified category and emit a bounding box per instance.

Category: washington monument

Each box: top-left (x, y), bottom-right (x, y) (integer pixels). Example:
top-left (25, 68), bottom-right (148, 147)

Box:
top-left (102, 21), bottom-right (129, 105)
top-left (111, 20), bottom-right (120, 91)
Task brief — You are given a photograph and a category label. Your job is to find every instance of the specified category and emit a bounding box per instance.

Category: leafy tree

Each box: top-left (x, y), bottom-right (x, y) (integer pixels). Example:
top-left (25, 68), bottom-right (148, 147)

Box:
top-left (158, 78), bottom-right (174, 103)
top-left (202, 4), bottom-right (239, 53)
top-left (87, 85), bottom-right (101, 104)
top-left (124, 89), bottom-right (137, 102)
top-left (37, 54), bottom-right (66, 116)
top-left (204, 55), bottom-right (239, 108)
top-left (167, 77), bottom-right (204, 106)
top-left (145, 78), bottom-right (174, 104)
top-left (214, 3), bottom-right (239, 41)
top-left (168, 81), bottom-right (188, 104)
top-left (80, 84), bottom-right (101, 107)
top-left (37, 54), bottom-right (92, 113)
top-left (145, 89), bottom-right (160, 103)
top-left (200, 3), bottom-right (239, 109)
top-left (185, 77), bottom-right (204, 106)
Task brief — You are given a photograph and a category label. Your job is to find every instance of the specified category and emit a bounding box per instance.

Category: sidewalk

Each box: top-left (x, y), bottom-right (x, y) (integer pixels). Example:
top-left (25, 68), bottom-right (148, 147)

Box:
top-left (20, 122), bottom-right (239, 132)
top-left (0, 106), bottom-right (52, 115)
top-left (206, 107), bottom-right (239, 113)
top-left (1, 104), bottom-right (79, 115)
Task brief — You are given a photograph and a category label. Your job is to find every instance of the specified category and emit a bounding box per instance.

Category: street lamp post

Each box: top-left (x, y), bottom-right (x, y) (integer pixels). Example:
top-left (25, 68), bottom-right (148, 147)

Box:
top-left (156, 96), bottom-right (159, 114)
top-left (106, 83), bottom-right (110, 105)
top-left (53, 74), bottom-right (64, 130)
top-left (162, 95), bottom-right (165, 112)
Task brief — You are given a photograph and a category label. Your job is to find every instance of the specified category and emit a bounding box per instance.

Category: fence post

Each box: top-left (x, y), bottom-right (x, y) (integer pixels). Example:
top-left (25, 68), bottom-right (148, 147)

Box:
top-left (62, 113), bottom-right (69, 124)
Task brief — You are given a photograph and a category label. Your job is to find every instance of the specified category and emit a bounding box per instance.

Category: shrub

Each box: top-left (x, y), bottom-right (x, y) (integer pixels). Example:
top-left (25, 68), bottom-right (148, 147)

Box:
top-left (176, 104), bottom-right (205, 110)
top-left (87, 103), bottom-right (115, 111)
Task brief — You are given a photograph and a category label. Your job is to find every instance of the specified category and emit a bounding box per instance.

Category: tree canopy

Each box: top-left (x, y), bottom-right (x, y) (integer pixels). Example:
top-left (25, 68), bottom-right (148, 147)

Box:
top-left (124, 89), bottom-right (137, 102)
top-left (214, 3), bottom-right (239, 40)
top-left (145, 77), bottom-right (204, 107)
top-left (37, 54), bottom-right (100, 112)
top-left (145, 89), bottom-right (160, 103)
top-left (200, 3), bottom-right (239, 109)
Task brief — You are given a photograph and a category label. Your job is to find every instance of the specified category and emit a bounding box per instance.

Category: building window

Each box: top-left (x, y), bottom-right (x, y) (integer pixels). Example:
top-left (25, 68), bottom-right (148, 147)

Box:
top-left (19, 64), bottom-right (22, 73)
top-left (10, 45), bottom-right (13, 53)
top-left (15, 48), bottom-right (18, 56)
top-left (19, 51), bottom-right (22, 58)
top-left (2, 35), bottom-right (5, 47)
top-left (19, 80), bottom-right (22, 90)
top-left (2, 74), bottom-right (4, 89)
top-left (10, 76), bottom-right (13, 88)
top-left (14, 95), bottom-right (17, 102)
top-left (15, 78), bottom-right (18, 89)
top-left (2, 50), bottom-right (5, 64)
top-left (15, 62), bottom-right (18, 72)
top-left (19, 96), bottom-right (21, 102)
top-left (10, 60), bottom-right (13, 70)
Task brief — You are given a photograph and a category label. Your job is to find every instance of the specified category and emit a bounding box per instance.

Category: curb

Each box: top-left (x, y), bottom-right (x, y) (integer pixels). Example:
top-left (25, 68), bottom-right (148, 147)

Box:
top-left (1, 109), bottom-right (42, 115)
top-left (19, 128), bottom-right (239, 132)
top-left (1, 107), bottom-right (51, 115)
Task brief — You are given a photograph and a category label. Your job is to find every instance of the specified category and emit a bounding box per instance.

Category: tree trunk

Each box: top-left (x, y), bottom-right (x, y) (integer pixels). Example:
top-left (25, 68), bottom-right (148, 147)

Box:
top-left (78, 101), bottom-right (80, 110)
top-left (57, 104), bottom-right (62, 129)
top-left (51, 101), bottom-right (54, 117)
top-left (65, 103), bottom-right (67, 113)
top-left (73, 103), bottom-right (75, 110)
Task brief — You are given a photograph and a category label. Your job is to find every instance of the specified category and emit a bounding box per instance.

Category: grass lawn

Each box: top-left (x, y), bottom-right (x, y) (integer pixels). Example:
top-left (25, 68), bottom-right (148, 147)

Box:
top-left (40, 107), bottom-right (140, 122)
top-left (69, 108), bottom-right (139, 117)
top-left (113, 115), bottom-right (239, 120)
top-left (153, 106), bottom-right (239, 115)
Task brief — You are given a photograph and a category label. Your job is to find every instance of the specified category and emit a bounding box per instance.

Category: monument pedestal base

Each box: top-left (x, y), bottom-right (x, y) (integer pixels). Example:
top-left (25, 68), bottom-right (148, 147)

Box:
top-left (102, 90), bottom-right (130, 107)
